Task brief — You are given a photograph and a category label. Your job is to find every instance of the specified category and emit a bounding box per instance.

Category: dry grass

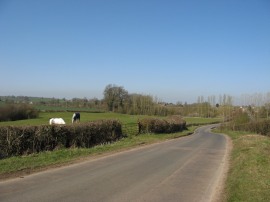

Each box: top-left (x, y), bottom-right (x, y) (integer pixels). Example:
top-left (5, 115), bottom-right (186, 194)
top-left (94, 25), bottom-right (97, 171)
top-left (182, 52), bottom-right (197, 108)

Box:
top-left (218, 130), bottom-right (270, 202)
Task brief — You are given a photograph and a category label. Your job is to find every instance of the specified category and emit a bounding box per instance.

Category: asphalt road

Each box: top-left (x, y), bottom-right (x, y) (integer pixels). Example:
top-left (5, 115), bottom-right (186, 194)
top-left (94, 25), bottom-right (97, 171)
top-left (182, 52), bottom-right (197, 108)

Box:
top-left (0, 125), bottom-right (229, 202)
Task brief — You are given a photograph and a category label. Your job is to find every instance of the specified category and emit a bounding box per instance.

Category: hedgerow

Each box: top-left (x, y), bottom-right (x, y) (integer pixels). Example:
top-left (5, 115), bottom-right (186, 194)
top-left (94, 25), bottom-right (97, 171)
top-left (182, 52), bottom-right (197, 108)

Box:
top-left (0, 119), bottom-right (122, 159)
top-left (138, 115), bottom-right (186, 134)
top-left (221, 120), bottom-right (270, 136)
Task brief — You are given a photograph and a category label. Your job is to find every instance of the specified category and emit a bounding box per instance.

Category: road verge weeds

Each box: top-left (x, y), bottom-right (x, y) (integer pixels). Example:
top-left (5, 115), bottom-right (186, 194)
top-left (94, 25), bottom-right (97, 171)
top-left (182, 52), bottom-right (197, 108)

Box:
top-left (214, 129), bottom-right (270, 202)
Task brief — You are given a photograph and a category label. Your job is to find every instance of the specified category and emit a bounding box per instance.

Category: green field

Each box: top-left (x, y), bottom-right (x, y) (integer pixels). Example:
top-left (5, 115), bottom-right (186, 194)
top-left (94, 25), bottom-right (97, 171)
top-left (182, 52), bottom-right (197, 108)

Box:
top-left (0, 112), bottom-right (221, 126)
top-left (0, 112), bottom-right (145, 126)
top-left (35, 105), bottom-right (104, 113)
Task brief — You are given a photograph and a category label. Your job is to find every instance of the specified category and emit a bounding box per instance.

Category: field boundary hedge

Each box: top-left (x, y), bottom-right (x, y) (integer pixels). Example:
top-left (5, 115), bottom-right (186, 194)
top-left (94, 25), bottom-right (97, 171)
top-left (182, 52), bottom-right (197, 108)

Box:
top-left (0, 119), bottom-right (122, 159)
top-left (138, 115), bottom-right (186, 134)
top-left (221, 120), bottom-right (270, 136)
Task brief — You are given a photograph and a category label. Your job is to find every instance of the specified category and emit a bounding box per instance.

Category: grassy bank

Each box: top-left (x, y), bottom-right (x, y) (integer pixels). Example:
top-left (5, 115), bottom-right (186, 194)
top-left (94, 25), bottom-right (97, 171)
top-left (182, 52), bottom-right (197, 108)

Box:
top-left (216, 130), bottom-right (270, 202)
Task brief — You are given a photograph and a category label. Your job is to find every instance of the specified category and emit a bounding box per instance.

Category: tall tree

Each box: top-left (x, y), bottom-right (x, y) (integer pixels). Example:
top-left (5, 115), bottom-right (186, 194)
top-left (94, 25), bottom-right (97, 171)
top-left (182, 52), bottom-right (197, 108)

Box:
top-left (103, 84), bottom-right (129, 112)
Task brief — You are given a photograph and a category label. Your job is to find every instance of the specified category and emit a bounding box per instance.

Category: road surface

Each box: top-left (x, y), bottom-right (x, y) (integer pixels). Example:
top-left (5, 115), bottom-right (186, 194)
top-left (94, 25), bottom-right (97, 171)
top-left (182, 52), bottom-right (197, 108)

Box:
top-left (0, 125), bottom-right (229, 202)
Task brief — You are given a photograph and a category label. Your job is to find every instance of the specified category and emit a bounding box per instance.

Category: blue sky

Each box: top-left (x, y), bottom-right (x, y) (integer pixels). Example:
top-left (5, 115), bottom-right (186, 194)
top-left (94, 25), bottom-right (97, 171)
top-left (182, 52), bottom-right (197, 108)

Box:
top-left (0, 0), bottom-right (269, 103)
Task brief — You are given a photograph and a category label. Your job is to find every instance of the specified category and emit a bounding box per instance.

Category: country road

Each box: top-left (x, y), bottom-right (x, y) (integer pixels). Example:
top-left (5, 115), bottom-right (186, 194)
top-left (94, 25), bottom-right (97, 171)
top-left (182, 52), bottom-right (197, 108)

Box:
top-left (0, 125), bottom-right (229, 202)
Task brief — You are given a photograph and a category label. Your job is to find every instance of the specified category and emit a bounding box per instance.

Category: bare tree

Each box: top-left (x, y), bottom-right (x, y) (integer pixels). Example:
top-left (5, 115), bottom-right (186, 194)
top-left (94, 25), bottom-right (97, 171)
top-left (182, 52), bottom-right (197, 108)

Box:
top-left (103, 84), bottom-right (129, 112)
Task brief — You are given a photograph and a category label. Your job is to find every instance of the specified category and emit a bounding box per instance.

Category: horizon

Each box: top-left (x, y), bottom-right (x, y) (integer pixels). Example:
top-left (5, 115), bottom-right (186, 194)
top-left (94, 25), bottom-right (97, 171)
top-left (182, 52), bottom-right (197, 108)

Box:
top-left (1, 0), bottom-right (269, 104)
top-left (1, 90), bottom-right (270, 107)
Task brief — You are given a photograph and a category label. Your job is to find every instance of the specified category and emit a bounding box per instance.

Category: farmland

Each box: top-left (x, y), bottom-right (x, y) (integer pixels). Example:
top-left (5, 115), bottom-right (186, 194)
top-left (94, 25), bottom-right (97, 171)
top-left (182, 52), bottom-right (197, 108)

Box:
top-left (0, 112), bottom-right (143, 126)
top-left (0, 111), bottom-right (221, 126)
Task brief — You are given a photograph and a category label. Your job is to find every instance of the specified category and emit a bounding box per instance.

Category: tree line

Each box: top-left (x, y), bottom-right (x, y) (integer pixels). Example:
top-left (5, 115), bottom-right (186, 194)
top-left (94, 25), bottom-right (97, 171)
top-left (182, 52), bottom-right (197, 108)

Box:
top-left (103, 84), bottom-right (171, 116)
top-left (1, 86), bottom-right (270, 119)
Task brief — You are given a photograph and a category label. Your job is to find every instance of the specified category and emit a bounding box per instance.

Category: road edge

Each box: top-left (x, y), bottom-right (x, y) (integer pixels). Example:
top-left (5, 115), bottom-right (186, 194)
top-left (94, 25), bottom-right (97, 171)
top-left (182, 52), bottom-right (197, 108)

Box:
top-left (210, 130), bottom-right (232, 202)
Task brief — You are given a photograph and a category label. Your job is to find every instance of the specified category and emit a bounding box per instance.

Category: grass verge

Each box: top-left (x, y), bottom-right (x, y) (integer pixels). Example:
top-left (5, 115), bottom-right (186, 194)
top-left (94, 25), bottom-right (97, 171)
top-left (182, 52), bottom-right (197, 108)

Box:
top-left (0, 126), bottom-right (196, 180)
top-left (215, 129), bottom-right (270, 202)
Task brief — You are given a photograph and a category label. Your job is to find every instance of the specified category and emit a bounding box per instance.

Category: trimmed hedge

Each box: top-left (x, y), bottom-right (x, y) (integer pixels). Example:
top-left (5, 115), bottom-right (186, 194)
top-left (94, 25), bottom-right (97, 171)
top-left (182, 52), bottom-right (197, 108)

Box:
top-left (138, 115), bottom-right (186, 134)
top-left (0, 119), bottom-right (122, 159)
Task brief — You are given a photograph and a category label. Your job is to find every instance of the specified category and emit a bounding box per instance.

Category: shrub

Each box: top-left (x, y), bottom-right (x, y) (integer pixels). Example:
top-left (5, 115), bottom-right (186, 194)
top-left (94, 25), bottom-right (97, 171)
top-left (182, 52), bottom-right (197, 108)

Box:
top-left (0, 119), bottom-right (123, 159)
top-left (138, 115), bottom-right (186, 134)
top-left (221, 120), bottom-right (270, 137)
top-left (0, 104), bottom-right (39, 122)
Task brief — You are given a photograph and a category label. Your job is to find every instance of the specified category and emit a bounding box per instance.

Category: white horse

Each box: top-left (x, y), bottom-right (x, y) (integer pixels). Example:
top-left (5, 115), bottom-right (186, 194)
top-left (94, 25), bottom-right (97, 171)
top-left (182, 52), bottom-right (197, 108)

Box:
top-left (49, 118), bottom-right (66, 125)
top-left (72, 112), bottom-right (80, 124)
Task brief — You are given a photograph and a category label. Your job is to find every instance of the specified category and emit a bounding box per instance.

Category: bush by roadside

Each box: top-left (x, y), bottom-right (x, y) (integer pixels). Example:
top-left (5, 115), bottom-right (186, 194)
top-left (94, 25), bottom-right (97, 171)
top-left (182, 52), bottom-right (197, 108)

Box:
top-left (221, 120), bottom-right (270, 136)
top-left (138, 115), bottom-right (186, 134)
top-left (0, 119), bottom-right (122, 159)
top-left (0, 126), bottom-right (195, 180)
